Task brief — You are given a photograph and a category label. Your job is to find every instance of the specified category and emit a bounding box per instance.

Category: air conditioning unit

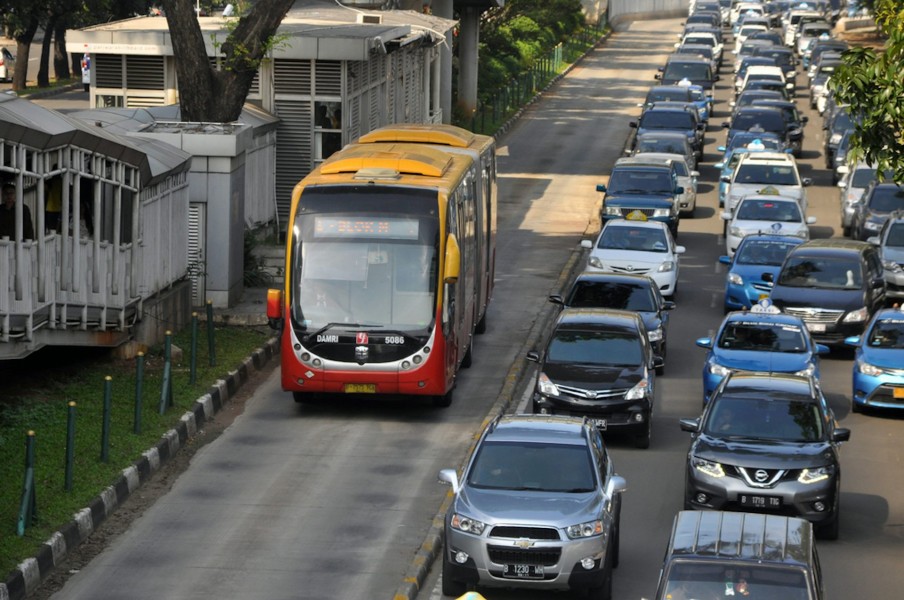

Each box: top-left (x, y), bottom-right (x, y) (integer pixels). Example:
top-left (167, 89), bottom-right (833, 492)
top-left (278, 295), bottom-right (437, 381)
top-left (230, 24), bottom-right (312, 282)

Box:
top-left (356, 13), bottom-right (383, 24)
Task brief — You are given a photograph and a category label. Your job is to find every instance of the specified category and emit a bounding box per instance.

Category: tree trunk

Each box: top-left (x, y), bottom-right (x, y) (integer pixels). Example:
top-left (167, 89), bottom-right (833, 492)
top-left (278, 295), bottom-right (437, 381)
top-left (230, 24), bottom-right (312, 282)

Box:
top-left (38, 15), bottom-right (57, 87)
top-left (12, 18), bottom-right (39, 92)
top-left (53, 21), bottom-right (71, 80)
top-left (160, 0), bottom-right (296, 122)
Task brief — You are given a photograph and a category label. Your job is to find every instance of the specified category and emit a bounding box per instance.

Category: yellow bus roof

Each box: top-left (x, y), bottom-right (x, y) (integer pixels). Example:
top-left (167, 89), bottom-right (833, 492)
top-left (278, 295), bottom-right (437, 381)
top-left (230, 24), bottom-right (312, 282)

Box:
top-left (357, 124), bottom-right (478, 149)
top-left (319, 144), bottom-right (453, 178)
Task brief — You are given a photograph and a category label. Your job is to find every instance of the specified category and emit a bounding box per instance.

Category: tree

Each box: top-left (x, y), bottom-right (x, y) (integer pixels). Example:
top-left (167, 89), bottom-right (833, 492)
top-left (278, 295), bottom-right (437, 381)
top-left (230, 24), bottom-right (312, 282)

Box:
top-left (829, 0), bottom-right (904, 182)
top-left (1, 0), bottom-right (44, 91)
top-left (160, 0), bottom-right (295, 122)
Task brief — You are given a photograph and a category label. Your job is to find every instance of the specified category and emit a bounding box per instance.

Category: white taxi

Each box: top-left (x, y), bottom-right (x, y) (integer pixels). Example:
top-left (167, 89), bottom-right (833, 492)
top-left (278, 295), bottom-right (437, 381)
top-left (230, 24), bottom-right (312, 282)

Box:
top-left (721, 190), bottom-right (816, 256)
top-left (581, 216), bottom-right (686, 298)
top-left (723, 151), bottom-right (812, 215)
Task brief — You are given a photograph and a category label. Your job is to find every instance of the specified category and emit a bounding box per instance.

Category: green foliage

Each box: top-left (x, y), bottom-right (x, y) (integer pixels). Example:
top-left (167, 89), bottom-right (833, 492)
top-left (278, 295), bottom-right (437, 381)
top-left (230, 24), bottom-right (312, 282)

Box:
top-left (829, 0), bottom-right (904, 182)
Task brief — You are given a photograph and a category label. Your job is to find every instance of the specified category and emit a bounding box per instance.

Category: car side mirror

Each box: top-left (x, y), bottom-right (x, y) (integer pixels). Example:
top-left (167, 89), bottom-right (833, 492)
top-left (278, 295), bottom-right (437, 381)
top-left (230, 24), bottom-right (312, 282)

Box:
top-left (691, 170), bottom-right (700, 178)
top-left (718, 255), bottom-right (732, 265)
top-left (581, 239), bottom-right (593, 249)
top-left (679, 418), bottom-right (701, 433)
top-left (653, 355), bottom-right (665, 370)
top-left (831, 428), bottom-right (851, 443)
top-left (720, 175), bottom-right (731, 183)
top-left (866, 236), bottom-right (879, 245)
top-left (438, 468), bottom-right (461, 495)
top-left (663, 300), bottom-right (676, 310)
top-left (675, 245), bottom-right (687, 254)
top-left (596, 183), bottom-right (608, 193)
top-left (802, 178), bottom-right (812, 186)
top-left (801, 116), bottom-right (809, 123)
top-left (695, 337), bottom-right (713, 349)
top-left (629, 121), bottom-right (638, 128)
top-left (816, 343), bottom-right (830, 355)
top-left (720, 211), bottom-right (732, 220)
top-left (526, 350), bottom-right (541, 363)
top-left (844, 335), bottom-right (861, 347)
top-left (722, 121), bottom-right (730, 128)
top-left (806, 216), bottom-right (817, 224)
top-left (654, 73), bottom-right (662, 80)
top-left (548, 294), bottom-right (565, 305)
top-left (607, 475), bottom-right (628, 496)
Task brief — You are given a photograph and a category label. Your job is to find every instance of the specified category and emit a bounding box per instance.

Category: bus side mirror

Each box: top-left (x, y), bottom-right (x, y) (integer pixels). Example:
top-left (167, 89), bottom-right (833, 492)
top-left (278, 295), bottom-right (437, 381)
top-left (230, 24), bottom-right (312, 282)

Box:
top-left (266, 288), bottom-right (284, 330)
top-left (444, 234), bottom-right (461, 283)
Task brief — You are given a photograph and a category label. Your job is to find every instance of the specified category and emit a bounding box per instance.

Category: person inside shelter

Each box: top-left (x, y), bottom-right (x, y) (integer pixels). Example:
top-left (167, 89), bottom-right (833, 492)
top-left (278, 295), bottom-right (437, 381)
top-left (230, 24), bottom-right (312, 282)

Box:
top-left (0, 182), bottom-right (34, 241)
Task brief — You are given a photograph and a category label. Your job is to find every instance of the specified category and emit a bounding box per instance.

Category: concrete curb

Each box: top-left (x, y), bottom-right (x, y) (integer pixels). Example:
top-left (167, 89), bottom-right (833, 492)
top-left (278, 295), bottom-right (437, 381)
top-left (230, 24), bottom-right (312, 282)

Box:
top-left (0, 337), bottom-right (281, 600)
top-left (390, 31), bottom-right (608, 600)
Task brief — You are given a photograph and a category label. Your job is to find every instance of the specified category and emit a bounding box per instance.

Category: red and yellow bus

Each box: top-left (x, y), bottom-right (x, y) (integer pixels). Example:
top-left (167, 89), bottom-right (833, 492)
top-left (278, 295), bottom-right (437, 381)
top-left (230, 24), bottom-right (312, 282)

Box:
top-left (267, 125), bottom-right (497, 407)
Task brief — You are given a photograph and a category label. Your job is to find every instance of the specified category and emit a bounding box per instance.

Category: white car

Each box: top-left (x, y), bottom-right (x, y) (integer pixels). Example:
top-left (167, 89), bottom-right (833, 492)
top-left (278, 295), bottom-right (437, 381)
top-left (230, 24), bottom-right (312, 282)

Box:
top-left (0, 48), bottom-right (14, 82)
top-left (581, 218), bottom-right (686, 298)
top-left (738, 65), bottom-right (794, 98)
top-left (721, 193), bottom-right (816, 256)
top-left (724, 151), bottom-right (812, 215)
top-left (629, 152), bottom-right (700, 215)
top-left (837, 161), bottom-right (882, 236)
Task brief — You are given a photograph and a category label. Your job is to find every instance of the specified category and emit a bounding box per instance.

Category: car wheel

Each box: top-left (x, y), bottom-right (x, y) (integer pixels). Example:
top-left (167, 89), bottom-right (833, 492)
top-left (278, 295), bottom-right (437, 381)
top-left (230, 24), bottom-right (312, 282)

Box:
top-left (461, 337), bottom-right (473, 369)
top-left (433, 388), bottom-right (454, 408)
top-left (441, 552), bottom-right (467, 597)
top-left (611, 515), bottom-right (620, 568)
top-left (817, 498), bottom-right (840, 540)
top-left (582, 545), bottom-right (613, 600)
top-left (656, 342), bottom-right (666, 376)
top-left (634, 418), bottom-right (652, 449)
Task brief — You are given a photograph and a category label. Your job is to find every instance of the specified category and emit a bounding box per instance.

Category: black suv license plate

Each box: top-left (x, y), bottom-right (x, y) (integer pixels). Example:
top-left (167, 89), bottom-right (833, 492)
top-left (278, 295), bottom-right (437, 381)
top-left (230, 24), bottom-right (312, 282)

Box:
top-left (589, 418), bottom-right (607, 430)
top-left (740, 494), bottom-right (782, 509)
top-left (504, 564), bottom-right (544, 579)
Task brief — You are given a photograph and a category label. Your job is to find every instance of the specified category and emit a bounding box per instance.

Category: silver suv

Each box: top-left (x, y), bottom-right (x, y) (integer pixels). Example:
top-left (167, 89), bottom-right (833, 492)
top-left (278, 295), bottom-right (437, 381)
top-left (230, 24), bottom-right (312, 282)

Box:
top-left (438, 414), bottom-right (627, 598)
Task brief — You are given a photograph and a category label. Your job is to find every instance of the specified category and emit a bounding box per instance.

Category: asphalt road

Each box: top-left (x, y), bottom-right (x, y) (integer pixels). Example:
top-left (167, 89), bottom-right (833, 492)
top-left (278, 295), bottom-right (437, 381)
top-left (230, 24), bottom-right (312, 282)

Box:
top-left (38, 18), bottom-right (904, 600)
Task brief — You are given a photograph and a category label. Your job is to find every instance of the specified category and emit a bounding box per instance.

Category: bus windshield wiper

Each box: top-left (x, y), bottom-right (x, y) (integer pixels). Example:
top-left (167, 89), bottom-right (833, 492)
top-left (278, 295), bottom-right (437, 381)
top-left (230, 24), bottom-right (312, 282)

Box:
top-left (304, 322), bottom-right (383, 339)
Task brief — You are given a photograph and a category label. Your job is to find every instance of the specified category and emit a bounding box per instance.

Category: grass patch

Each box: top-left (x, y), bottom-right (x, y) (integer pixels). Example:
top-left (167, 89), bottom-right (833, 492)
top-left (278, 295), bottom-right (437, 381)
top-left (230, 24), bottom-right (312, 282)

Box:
top-left (0, 324), bottom-right (275, 574)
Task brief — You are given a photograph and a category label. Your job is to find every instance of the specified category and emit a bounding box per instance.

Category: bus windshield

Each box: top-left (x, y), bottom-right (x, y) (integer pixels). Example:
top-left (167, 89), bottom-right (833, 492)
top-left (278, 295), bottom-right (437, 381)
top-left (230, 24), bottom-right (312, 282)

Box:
top-left (290, 188), bottom-right (439, 331)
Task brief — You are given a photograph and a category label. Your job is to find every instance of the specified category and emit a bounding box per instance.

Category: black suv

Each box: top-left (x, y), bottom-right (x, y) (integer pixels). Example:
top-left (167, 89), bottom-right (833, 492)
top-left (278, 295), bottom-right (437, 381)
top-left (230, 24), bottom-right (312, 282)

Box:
top-left (750, 98), bottom-right (808, 157)
top-left (630, 102), bottom-right (705, 160)
top-left (438, 415), bottom-right (627, 598)
top-left (549, 272), bottom-right (675, 373)
top-left (656, 55), bottom-right (719, 97)
top-left (850, 180), bottom-right (904, 241)
top-left (723, 106), bottom-right (794, 152)
top-left (680, 372), bottom-right (850, 539)
top-left (769, 239), bottom-right (887, 345)
top-left (527, 308), bottom-right (660, 448)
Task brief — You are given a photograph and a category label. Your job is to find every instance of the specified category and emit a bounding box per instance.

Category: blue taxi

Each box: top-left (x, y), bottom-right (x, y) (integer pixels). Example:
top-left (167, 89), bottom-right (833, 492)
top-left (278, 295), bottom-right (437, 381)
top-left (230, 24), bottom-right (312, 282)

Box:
top-left (719, 235), bottom-right (804, 312)
top-left (696, 300), bottom-right (829, 405)
top-left (714, 135), bottom-right (785, 206)
top-left (845, 307), bottom-right (904, 413)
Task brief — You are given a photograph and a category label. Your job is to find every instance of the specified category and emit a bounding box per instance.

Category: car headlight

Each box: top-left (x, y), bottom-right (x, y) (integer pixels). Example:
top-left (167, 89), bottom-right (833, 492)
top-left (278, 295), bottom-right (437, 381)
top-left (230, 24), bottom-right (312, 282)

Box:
top-left (604, 205), bottom-right (621, 216)
top-left (793, 228), bottom-right (809, 238)
top-left (798, 465), bottom-right (834, 485)
top-left (658, 260), bottom-right (676, 273)
top-left (566, 520), bottom-right (604, 539)
top-left (451, 513), bottom-right (487, 535)
top-left (829, 132), bottom-right (842, 145)
top-left (588, 256), bottom-right (604, 269)
top-left (729, 226), bottom-right (743, 237)
top-left (794, 364), bottom-right (816, 377)
top-left (648, 327), bottom-right (663, 342)
top-left (692, 457), bottom-right (726, 478)
top-left (653, 208), bottom-right (672, 218)
top-left (625, 378), bottom-right (650, 400)
top-left (709, 362), bottom-right (732, 377)
top-left (728, 272), bottom-right (744, 286)
top-left (536, 372), bottom-right (560, 397)
top-left (857, 360), bottom-right (883, 376)
top-left (884, 260), bottom-right (903, 273)
top-left (843, 307), bottom-right (869, 323)
top-left (864, 221), bottom-right (880, 231)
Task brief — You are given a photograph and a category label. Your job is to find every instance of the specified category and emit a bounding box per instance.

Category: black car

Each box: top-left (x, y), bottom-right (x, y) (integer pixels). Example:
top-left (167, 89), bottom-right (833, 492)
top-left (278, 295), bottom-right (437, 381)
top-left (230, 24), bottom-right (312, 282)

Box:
top-left (768, 239), bottom-right (887, 345)
top-left (731, 89), bottom-right (786, 114)
top-left (822, 108), bottom-right (855, 169)
top-left (750, 98), bottom-right (808, 157)
top-left (527, 308), bottom-right (661, 449)
top-left (656, 55), bottom-right (719, 97)
top-left (549, 272), bottom-right (676, 373)
top-left (630, 102), bottom-right (705, 160)
top-left (751, 45), bottom-right (798, 86)
top-left (680, 372), bottom-right (850, 539)
top-left (723, 106), bottom-right (793, 152)
top-left (850, 181), bottom-right (904, 241)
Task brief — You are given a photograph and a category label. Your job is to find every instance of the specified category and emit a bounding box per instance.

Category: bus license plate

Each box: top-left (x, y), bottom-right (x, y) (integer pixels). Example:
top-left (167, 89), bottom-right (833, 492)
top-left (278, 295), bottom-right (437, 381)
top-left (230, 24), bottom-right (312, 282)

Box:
top-left (590, 418), bottom-right (607, 430)
top-left (806, 322), bottom-right (826, 333)
top-left (740, 494), bottom-right (782, 509)
top-left (503, 564), bottom-right (544, 579)
top-left (344, 383), bottom-right (376, 394)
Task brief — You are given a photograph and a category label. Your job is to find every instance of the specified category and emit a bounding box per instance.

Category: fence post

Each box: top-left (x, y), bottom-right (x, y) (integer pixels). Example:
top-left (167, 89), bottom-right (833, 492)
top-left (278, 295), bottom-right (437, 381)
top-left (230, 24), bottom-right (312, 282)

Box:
top-left (65, 402), bottom-right (76, 491)
top-left (134, 351), bottom-right (144, 434)
top-left (100, 376), bottom-right (112, 463)
top-left (190, 312), bottom-right (199, 384)
top-left (206, 300), bottom-right (217, 367)
top-left (17, 430), bottom-right (37, 536)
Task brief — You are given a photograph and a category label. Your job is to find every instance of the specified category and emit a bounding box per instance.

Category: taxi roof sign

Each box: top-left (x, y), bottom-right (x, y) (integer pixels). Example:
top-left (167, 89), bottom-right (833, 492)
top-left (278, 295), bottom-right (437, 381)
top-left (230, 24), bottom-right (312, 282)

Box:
top-left (625, 210), bottom-right (649, 221)
top-left (746, 139), bottom-right (767, 151)
top-left (758, 185), bottom-right (782, 195)
top-left (750, 298), bottom-right (781, 314)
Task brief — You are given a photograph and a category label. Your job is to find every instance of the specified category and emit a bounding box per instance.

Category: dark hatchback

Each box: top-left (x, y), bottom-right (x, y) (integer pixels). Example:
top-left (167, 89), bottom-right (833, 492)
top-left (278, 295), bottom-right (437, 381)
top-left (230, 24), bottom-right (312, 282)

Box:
top-left (549, 272), bottom-right (675, 373)
top-left (723, 106), bottom-right (794, 152)
top-left (527, 308), bottom-right (660, 449)
top-left (768, 239), bottom-right (887, 345)
top-left (656, 55), bottom-right (719, 97)
top-left (850, 181), bottom-right (904, 241)
top-left (680, 372), bottom-right (850, 539)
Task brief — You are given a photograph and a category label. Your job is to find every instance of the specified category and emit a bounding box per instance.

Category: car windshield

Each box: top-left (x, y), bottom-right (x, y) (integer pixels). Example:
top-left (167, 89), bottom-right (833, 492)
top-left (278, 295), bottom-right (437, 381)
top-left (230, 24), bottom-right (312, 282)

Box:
top-left (662, 561), bottom-right (810, 600)
top-left (547, 329), bottom-right (644, 367)
top-left (567, 281), bottom-right (656, 311)
top-left (734, 164), bottom-right (799, 185)
top-left (663, 62), bottom-right (712, 81)
top-left (851, 168), bottom-right (877, 188)
top-left (717, 321), bottom-right (807, 352)
top-left (732, 111), bottom-right (787, 134)
top-left (637, 137), bottom-right (689, 155)
top-left (727, 134), bottom-right (783, 152)
top-left (598, 226), bottom-right (670, 252)
top-left (868, 186), bottom-right (904, 212)
top-left (736, 199), bottom-right (802, 222)
top-left (641, 111), bottom-right (696, 130)
top-left (704, 395), bottom-right (823, 441)
top-left (886, 223), bottom-right (904, 247)
top-left (608, 169), bottom-right (674, 193)
top-left (778, 257), bottom-right (863, 289)
top-left (867, 318), bottom-right (904, 349)
top-left (468, 441), bottom-right (596, 492)
top-left (736, 239), bottom-right (798, 265)
top-left (647, 89), bottom-right (690, 103)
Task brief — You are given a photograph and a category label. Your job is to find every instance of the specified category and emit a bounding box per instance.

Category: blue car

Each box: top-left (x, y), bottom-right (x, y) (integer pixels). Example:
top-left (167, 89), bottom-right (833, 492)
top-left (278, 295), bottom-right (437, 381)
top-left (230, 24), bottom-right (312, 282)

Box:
top-left (846, 307), bottom-right (904, 413)
top-left (696, 300), bottom-right (829, 405)
top-left (719, 235), bottom-right (804, 312)
top-left (714, 134), bottom-right (785, 206)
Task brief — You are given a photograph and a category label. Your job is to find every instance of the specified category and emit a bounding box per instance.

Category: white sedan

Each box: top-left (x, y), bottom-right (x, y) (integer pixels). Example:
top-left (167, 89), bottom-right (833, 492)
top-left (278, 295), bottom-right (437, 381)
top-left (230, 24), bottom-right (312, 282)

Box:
top-left (721, 194), bottom-right (816, 256)
top-left (581, 217), bottom-right (686, 298)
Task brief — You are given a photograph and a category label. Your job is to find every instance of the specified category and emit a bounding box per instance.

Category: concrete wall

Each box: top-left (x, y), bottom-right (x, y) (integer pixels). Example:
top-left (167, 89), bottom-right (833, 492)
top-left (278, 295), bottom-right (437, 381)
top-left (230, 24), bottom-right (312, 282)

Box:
top-left (608, 0), bottom-right (687, 31)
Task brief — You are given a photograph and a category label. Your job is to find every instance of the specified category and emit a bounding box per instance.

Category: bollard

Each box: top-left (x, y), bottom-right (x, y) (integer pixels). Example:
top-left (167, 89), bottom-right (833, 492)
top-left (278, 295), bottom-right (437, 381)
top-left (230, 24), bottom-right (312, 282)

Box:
top-left (134, 352), bottom-right (144, 434)
top-left (159, 331), bottom-right (173, 414)
top-left (100, 376), bottom-right (112, 463)
top-left (190, 312), bottom-right (199, 384)
top-left (17, 430), bottom-right (37, 536)
top-left (206, 300), bottom-right (217, 366)
top-left (65, 402), bottom-right (76, 491)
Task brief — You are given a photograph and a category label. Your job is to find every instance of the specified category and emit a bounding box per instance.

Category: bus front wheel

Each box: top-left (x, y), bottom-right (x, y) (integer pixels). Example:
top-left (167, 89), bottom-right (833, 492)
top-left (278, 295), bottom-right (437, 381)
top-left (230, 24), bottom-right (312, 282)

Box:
top-left (433, 388), bottom-right (454, 408)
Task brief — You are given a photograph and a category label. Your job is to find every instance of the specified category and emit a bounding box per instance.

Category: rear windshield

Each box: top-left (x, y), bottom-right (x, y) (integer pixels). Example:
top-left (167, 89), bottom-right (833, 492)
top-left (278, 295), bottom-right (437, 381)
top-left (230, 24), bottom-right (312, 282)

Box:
top-left (608, 168), bottom-right (674, 194)
top-left (663, 62), bottom-right (713, 81)
top-left (717, 321), bottom-right (807, 353)
top-left (867, 186), bottom-right (904, 212)
top-left (736, 239), bottom-right (799, 266)
top-left (732, 111), bottom-right (787, 133)
top-left (567, 281), bottom-right (656, 311)
top-left (778, 256), bottom-right (863, 289)
top-left (734, 163), bottom-right (799, 186)
top-left (641, 111), bottom-right (696, 130)
top-left (636, 136), bottom-right (689, 155)
top-left (736, 198), bottom-right (802, 222)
